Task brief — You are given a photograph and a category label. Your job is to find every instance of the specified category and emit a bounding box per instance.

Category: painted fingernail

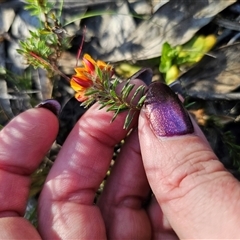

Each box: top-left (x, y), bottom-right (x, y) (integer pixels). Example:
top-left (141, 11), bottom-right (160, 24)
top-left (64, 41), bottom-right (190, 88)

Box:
top-left (144, 82), bottom-right (194, 137)
top-left (35, 99), bottom-right (61, 117)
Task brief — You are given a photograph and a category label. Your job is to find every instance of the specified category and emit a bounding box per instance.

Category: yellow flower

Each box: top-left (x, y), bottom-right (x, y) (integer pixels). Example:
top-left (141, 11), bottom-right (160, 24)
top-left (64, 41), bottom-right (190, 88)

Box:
top-left (70, 54), bottom-right (113, 102)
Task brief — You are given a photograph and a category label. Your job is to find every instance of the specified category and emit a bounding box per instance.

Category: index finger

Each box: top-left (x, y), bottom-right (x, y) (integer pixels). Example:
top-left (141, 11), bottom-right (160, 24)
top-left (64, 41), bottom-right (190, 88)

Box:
top-left (38, 103), bottom-right (139, 239)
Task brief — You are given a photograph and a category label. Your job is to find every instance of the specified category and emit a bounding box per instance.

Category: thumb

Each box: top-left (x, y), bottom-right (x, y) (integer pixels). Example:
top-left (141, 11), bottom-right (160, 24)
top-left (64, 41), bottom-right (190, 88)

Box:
top-left (139, 82), bottom-right (240, 239)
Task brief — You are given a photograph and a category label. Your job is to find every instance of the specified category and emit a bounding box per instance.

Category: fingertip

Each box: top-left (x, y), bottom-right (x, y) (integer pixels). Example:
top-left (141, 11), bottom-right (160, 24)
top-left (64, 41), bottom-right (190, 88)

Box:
top-left (33, 107), bottom-right (59, 135)
top-left (0, 107), bottom-right (59, 172)
top-left (35, 99), bottom-right (61, 117)
top-left (11, 107), bottom-right (59, 142)
top-left (138, 106), bottom-right (219, 190)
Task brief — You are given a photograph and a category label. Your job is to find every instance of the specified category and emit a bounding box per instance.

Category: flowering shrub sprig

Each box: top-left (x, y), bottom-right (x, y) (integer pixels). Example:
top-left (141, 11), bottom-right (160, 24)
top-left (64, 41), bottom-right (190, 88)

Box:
top-left (70, 54), bottom-right (147, 129)
top-left (18, 0), bottom-right (148, 129)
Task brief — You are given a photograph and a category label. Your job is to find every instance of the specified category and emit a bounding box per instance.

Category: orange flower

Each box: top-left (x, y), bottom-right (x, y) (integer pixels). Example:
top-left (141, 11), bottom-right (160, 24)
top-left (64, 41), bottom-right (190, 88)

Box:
top-left (70, 54), bottom-right (113, 102)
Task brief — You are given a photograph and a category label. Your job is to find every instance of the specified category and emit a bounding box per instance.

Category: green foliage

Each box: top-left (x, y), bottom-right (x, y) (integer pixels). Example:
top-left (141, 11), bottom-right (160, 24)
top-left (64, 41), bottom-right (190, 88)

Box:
top-left (4, 68), bottom-right (32, 91)
top-left (82, 66), bottom-right (146, 129)
top-left (159, 35), bottom-right (216, 84)
top-left (17, 0), bottom-right (71, 79)
top-left (24, 0), bottom-right (54, 17)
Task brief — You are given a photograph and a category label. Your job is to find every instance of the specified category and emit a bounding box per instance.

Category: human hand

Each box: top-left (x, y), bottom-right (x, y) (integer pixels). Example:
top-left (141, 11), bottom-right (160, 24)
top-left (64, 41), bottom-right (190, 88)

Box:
top-left (0, 82), bottom-right (240, 239)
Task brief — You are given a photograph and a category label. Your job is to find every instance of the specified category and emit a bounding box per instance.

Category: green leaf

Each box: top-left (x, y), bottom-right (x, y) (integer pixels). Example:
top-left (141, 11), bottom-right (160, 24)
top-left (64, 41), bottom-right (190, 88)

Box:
top-left (159, 42), bottom-right (175, 73)
top-left (112, 77), bottom-right (119, 89)
top-left (120, 79), bottom-right (130, 92)
top-left (85, 89), bottom-right (99, 96)
top-left (107, 103), bottom-right (124, 112)
top-left (121, 83), bottom-right (134, 100)
top-left (137, 95), bottom-right (146, 108)
top-left (130, 85), bottom-right (145, 106)
top-left (110, 104), bottom-right (127, 122)
top-left (123, 110), bottom-right (136, 129)
top-left (95, 66), bottom-right (103, 80)
top-left (100, 99), bottom-right (116, 108)
top-left (109, 89), bottom-right (118, 98)
top-left (56, 0), bottom-right (64, 24)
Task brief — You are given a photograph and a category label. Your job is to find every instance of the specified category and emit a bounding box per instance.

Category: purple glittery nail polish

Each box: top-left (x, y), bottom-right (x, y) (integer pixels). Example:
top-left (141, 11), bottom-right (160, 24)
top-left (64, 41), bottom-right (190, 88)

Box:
top-left (35, 99), bottom-right (61, 117)
top-left (144, 82), bottom-right (194, 137)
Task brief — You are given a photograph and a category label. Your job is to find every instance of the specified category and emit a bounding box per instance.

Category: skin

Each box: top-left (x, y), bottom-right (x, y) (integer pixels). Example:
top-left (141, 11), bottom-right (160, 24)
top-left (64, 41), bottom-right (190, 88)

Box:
top-left (0, 103), bottom-right (240, 239)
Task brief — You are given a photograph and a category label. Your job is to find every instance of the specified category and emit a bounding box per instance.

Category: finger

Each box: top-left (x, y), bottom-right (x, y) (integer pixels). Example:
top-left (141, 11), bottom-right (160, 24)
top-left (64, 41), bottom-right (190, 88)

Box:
top-left (147, 197), bottom-right (178, 240)
top-left (0, 106), bottom-right (59, 216)
top-left (0, 103), bottom-right (59, 239)
top-left (139, 82), bottom-right (240, 239)
top-left (97, 129), bottom-right (152, 239)
top-left (38, 102), bottom-right (140, 239)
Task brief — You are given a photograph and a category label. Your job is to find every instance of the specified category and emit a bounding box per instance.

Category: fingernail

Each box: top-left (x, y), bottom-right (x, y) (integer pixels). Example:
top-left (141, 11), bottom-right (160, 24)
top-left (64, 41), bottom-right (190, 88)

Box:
top-left (35, 99), bottom-right (61, 117)
top-left (144, 82), bottom-right (194, 137)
